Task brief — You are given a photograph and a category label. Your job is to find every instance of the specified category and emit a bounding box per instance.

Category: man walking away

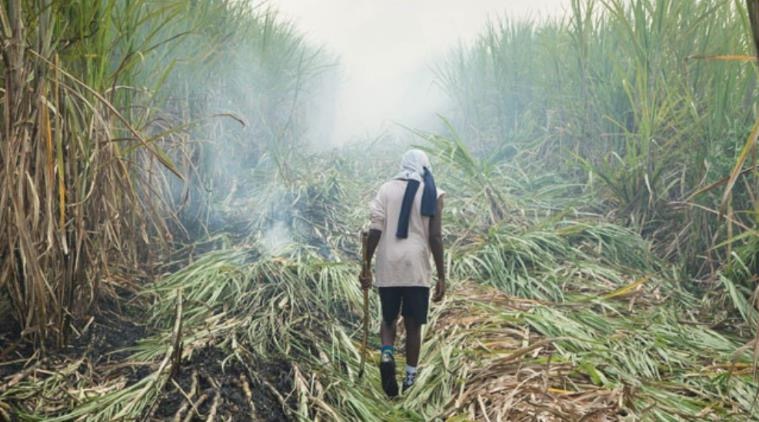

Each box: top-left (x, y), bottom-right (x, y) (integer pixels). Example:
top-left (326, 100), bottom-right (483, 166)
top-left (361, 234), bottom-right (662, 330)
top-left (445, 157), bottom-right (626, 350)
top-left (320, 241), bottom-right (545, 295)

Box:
top-left (359, 149), bottom-right (446, 397)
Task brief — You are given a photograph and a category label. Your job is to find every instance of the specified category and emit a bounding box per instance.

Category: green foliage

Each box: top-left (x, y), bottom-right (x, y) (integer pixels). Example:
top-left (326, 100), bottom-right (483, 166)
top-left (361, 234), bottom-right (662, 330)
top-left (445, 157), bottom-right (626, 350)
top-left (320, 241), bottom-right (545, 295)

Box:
top-left (438, 0), bottom-right (758, 275)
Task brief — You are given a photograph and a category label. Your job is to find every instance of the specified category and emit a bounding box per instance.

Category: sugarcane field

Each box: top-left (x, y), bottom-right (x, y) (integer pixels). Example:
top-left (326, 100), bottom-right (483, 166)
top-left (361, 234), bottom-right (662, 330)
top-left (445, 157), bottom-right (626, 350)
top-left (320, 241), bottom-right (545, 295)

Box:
top-left (2, 0), bottom-right (759, 420)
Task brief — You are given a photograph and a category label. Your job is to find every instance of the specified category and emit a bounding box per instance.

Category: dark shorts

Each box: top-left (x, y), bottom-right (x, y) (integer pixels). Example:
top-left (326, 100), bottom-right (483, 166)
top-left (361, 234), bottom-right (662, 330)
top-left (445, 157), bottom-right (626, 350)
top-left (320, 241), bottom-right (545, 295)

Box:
top-left (378, 286), bottom-right (430, 325)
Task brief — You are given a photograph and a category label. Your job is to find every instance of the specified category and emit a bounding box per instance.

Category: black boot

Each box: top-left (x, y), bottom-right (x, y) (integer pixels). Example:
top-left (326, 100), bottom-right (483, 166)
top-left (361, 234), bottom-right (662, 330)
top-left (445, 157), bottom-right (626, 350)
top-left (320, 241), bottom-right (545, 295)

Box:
top-left (379, 351), bottom-right (398, 397)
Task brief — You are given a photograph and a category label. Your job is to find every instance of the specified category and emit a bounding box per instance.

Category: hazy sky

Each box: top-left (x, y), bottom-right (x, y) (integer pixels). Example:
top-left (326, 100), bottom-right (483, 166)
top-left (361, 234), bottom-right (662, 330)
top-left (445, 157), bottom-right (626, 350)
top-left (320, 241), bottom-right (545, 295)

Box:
top-left (272, 0), bottom-right (568, 144)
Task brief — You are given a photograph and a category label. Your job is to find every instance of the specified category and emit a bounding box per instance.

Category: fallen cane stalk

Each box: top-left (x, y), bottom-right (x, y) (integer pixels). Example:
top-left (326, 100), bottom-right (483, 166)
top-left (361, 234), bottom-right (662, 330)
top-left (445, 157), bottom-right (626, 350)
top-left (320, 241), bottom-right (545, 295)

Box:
top-left (238, 359), bottom-right (294, 417)
top-left (260, 377), bottom-right (293, 418)
top-left (239, 373), bottom-right (257, 419)
top-left (172, 370), bottom-right (199, 422)
top-left (0, 358), bottom-right (42, 392)
top-left (205, 393), bottom-right (219, 422)
top-left (182, 393), bottom-right (209, 422)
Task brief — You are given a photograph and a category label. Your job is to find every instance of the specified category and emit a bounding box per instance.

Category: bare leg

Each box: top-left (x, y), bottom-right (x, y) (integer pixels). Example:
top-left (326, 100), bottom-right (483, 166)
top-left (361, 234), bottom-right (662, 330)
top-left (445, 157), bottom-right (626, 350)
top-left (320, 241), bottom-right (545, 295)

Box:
top-left (380, 319), bottom-right (397, 347)
top-left (404, 317), bottom-right (421, 366)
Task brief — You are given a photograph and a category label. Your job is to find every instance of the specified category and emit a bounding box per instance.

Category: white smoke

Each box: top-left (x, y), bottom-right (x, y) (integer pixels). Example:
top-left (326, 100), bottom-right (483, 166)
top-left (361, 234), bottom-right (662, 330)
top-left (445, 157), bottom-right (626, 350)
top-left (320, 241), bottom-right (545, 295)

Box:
top-left (272, 0), bottom-right (567, 145)
top-left (261, 220), bottom-right (293, 256)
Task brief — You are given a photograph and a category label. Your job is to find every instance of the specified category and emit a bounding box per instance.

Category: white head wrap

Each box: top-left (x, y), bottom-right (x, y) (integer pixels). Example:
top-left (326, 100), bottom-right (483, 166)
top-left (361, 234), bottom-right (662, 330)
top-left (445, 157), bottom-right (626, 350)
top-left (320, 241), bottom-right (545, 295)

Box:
top-left (394, 149), bottom-right (431, 182)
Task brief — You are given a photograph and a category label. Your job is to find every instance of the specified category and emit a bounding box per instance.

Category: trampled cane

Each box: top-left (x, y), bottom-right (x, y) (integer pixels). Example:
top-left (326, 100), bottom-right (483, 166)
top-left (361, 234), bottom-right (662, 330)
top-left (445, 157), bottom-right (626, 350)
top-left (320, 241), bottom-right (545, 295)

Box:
top-left (358, 231), bottom-right (370, 379)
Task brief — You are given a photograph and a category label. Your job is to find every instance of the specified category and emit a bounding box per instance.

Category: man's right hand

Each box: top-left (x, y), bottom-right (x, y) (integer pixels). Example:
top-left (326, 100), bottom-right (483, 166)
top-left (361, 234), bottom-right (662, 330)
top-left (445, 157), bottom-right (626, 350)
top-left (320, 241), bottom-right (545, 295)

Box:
top-left (359, 268), bottom-right (372, 290)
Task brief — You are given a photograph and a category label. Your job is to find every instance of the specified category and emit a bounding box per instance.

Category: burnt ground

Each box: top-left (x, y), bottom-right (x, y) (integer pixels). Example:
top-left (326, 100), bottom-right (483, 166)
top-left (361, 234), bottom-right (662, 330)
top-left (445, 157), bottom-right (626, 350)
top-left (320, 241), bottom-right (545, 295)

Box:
top-left (151, 346), bottom-right (292, 421)
top-left (0, 294), bottom-right (147, 377)
top-left (1, 293), bottom-right (294, 421)
top-left (0, 314), bottom-right (25, 380)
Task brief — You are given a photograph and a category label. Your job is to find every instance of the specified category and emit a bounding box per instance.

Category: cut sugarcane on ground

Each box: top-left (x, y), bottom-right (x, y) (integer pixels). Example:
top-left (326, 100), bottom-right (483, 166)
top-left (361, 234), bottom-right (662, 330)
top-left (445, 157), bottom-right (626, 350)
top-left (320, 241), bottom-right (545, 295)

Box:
top-left (2, 144), bottom-right (757, 420)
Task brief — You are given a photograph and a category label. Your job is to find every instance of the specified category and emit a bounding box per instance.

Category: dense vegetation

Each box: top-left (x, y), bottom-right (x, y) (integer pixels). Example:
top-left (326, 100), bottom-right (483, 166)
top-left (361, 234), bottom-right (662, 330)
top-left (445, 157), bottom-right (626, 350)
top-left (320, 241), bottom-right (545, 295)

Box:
top-left (1, 0), bottom-right (758, 420)
top-left (0, 0), bottom-right (332, 348)
top-left (440, 0), bottom-right (757, 278)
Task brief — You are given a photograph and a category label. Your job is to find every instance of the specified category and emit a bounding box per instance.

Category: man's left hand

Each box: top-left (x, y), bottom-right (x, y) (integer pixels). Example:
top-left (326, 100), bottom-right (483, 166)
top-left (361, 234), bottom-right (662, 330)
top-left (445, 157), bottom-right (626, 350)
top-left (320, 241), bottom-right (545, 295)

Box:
top-left (432, 279), bottom-right (446, 302)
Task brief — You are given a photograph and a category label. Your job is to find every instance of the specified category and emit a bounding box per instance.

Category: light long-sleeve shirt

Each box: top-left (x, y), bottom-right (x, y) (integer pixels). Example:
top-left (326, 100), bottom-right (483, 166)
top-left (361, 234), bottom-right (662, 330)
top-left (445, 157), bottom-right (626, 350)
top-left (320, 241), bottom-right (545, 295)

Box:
top-left (369, 179), bottom-right (445, 288)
